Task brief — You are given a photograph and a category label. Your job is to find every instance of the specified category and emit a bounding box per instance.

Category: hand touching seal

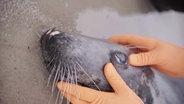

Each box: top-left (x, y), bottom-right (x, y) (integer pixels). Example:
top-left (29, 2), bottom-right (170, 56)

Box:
top-left (110, 35), bottom-right (184, 78)
top-left (57, 63), bottom-right (144, 104)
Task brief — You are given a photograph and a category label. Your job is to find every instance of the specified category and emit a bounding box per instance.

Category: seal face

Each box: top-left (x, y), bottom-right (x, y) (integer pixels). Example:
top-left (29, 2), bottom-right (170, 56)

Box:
top-left (40, 28), bottom-right (155, 104)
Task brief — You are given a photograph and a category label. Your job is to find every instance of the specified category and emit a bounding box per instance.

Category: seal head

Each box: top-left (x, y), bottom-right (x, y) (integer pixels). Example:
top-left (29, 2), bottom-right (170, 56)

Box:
top-left (40, 28), bottom-right (155, 104)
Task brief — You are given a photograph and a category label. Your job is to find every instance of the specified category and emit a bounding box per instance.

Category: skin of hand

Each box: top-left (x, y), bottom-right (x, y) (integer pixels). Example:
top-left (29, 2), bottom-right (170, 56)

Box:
top-left (109, 34), bottom-right (184, 78)
top-left (57, 63), bottom-right (144, 104)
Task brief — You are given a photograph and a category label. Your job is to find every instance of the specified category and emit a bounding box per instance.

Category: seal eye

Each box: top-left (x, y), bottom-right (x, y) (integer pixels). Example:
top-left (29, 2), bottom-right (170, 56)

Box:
top-left (114, 53), bottom-right (127, 64)
top-left (110, 51), bottom-right (128, 69)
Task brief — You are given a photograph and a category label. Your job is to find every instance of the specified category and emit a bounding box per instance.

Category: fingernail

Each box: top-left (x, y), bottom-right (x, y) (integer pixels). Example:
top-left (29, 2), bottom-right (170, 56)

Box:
top-left (129, 54), bottom-right (135, 65)
top-left (105, 63), bottom-right (116, 75)
top-left (106, 63), bottom-right (113, 69)
top-left (57, 82), bottom-right (62, 90)
top-left (57, 82), bottom-right (68, 91)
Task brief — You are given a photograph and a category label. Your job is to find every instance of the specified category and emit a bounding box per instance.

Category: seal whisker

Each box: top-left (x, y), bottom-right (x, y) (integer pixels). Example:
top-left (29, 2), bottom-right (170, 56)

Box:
top-left (54, 90), bottom-right (60, 104)
top-left (64, 64), bottom-right (71, 93)
top-left (68, 62), bottom-right (73, 104)
top-left (61, 64), bottom-right (70, 104)
top-left (58, 66), bottom-right (66, 104)
top-left (51, 62), bottom-right (61, 103)
top-left (71, 59), bottom-right (79, 85)
top-left (72, 60), bottom-right (80, 104)
top-left (49, 67), bottom-right (61, 104)
top-left (75, 59), bottom-right (101, 91)
top-left (59, 95), bottom-right (63, 104)
top-left (66, 73), bottom-right (71, 104)
top-left (46, 55), bottom-right (56, 69)
top-left (47, 65), bottom-right (58, 104)
top-left (54, 69), bottom-right (63, 104)
top-left (47, 64), bottom-right (57, 86)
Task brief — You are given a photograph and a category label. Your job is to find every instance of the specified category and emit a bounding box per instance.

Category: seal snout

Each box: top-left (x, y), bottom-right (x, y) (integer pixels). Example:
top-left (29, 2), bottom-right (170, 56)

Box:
top-left (46, 28), bottom-right (61, 36)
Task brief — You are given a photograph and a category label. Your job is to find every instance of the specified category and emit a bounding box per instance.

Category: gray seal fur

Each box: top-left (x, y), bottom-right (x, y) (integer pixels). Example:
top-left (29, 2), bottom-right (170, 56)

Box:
top-left (40, 28), bottom-right (156, 104)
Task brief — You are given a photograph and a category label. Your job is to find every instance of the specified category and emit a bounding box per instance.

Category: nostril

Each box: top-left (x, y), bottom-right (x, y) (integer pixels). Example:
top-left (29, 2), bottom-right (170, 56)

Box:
top-left (49, 31), bottom-right (60, 36)
top-left (45, 27), bottom-right (56, 35)
top-left (44, 30), bottom-right (61, 42)
top-left (44, 27), bottom-right (61, 36)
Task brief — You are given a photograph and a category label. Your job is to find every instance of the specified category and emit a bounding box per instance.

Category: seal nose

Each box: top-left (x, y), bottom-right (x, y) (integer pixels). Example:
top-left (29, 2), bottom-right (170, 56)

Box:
top-left (46, 28), bottom-right (61, 36)
top-left (45, 28), bottom-right (55, 35)
top-left (40, 28), bottom-right (60, 51)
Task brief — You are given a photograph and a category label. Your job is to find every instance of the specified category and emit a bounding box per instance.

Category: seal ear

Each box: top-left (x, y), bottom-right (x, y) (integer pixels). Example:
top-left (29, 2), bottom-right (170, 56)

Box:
top-left (45, 27), bottom-right (56, 35)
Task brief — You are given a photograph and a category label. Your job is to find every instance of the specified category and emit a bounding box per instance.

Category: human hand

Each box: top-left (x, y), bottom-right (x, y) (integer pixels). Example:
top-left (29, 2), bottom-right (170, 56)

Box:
top-left (57, 63), bottom-right (144, 104)
top-left (109, 35), bottom-right (184, 78)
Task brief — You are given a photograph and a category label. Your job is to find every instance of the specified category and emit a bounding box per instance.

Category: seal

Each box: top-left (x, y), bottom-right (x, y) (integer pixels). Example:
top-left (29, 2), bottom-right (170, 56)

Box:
top-left (40, 28), bottom-right (155, 104)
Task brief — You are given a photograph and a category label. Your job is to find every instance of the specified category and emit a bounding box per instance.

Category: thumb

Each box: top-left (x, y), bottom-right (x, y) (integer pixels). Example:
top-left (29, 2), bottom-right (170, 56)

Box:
top-left (104, 63), bottom-right (129, 94)
top-left (129, 51), bottom-right (157, 66)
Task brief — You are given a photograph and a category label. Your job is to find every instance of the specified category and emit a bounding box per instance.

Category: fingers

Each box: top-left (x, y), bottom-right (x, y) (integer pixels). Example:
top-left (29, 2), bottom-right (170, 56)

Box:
top-left (109, 34), bottom-right (156, 50)
top-left (62, 92), bottom-right (88, 104)
top-left (57, 82), bottom-right (99, 102)
top-left (109, 35), bottom-right (159, 66)
top-left (129, 51), bottom-right (158, 66)
top-left (104, 63), bottom-right (129, 94)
